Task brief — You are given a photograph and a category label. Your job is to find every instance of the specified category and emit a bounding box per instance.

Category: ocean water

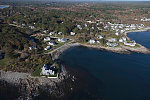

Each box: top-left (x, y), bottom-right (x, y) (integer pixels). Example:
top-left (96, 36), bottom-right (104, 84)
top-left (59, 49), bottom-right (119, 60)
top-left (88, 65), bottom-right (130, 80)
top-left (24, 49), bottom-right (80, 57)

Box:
top-left (128, 29), bottom-right (150, 49)
top-left (0, 5), bottom-right (9, 9)
top-left (59, 30), bottom-right (150, 100)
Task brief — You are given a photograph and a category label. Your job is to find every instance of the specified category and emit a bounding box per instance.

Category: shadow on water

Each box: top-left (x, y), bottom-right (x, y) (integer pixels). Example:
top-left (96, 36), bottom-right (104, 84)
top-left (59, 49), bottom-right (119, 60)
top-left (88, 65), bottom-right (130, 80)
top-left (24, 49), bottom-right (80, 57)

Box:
top-left (0, 81), bottom-right (20, 100)
top-left (33, 61), bottom-right (104, 100)
top-left (63, 62), bottom-right (104, 100)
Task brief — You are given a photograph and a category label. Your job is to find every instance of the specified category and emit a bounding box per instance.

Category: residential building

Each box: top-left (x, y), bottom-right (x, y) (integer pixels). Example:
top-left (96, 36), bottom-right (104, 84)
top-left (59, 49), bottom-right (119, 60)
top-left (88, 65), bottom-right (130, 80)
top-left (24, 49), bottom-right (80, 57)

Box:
top-left (70, 32), bottom-right (76, 36)
top-left (97, 35), bottom-right (103, 39)
top-left (49, 32), bottom-right (55, 36)
top-left (48, 41), bottom-right (56, 46)
top-left (124, 42), bottom-right (136, 47)
top-left (58, 32), bottom-right (62, 35)
top-left (89, 39), bottom-right (96, 44)
top-left (41, 64), bottom-right (57, 76)
top-left (107, 38), bottom-right (117, 42)
top-left (44, 46), bottom-right (51, 50)
top-left (106, 42), bottom-right (118, 47)
top-left (119, 39), bottom-right (123, 42)
top-left (29, 26), bottom-right (35, 29)
top-left (122, 37), bottom-right (127, 41)
top-left (44, 37), bottom-right (51, 41)
top-left (58, 38), bottom-right (67, 42)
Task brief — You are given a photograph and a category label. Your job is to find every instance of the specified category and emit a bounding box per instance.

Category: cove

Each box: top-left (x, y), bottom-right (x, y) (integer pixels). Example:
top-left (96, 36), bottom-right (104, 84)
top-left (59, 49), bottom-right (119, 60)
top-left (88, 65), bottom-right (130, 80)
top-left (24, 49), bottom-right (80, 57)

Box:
top-left (128, 29), bottom-right (150, 49)
top-left (59, 30), bottom-right (150, 100)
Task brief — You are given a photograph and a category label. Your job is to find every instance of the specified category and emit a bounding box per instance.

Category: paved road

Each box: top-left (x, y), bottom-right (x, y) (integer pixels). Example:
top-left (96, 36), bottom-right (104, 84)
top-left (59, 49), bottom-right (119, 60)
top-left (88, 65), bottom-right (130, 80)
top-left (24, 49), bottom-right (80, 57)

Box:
top-left (45, 40), bottom-right (74, 55)
top-left (9, 24), bottom-right (23, 28)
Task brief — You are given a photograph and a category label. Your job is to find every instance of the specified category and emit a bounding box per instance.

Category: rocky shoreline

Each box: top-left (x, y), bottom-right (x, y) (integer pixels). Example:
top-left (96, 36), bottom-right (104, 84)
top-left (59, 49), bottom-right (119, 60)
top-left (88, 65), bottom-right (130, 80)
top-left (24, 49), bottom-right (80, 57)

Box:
top-left (53, 42), bottom-right (81, 59)
top-left (0, 63), bottom-right (104, 100)
top-left (0, 64), bottom-right (69, 100)
top-left (81, 43), bottom-right (150, 54)
top-left (0, 64), bottom-right (67, 86)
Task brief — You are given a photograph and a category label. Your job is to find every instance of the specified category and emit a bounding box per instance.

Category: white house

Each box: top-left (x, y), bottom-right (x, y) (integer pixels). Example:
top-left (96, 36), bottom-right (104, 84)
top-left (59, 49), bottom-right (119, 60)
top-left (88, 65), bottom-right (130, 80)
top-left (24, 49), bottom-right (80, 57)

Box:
top-left (86, 21), bottom-right (96, 24)
top-left (120, 30), bottom-right (124, 34)
top-left (124, 42), bottom-right (136, 47)
top-left (106, 42), bottom-right (118, 47)
top-left (104, 25), bottom-right (109, 29)
top-left (119, 39), bottom-right (123, 42)
top-left (43, 30), bottom-right (48, 33)
top-left (29, 26), bottom-right (35, 29)
top-left (44, 37), bottom-right (51, 41)
top-left (141, 17), bottom-right (150, 21)
top-left (44, 46), bottom-right (51, 50)
top-left (22, 24), bottom-right (26, 26)
top-left (49, 32), bottom-right (55, 36)
top-left (48, 41), bottom-right (56, 46)
top-left (84, 24), bottom-right (87, 27)
top-left (89, 39), bottom-right (96, 44)
top-left (29, 46), bottom-right (37, 50)
top-left (97, 41), bottom-right (100, 43)
top-left (115, 32), bottom-right (119, 36)
top-left (58, 38), bottom-right (67, 42)
top-left (70, 32), bottom-right (76, 36)
top-left (58, 32), bottom-right (62, 35)
top-left (77, 25), bottom-right (82, 30)
top-left (41, 64), bottom-right (57, 76)
top-left (29, 47), bottom-right (32, 50)
top-left (97, 35), bottom-right (103, 39)
top-left (122, 37), bottom-right (127, 41)
top-left (107, 38), bottom-right (117, 42)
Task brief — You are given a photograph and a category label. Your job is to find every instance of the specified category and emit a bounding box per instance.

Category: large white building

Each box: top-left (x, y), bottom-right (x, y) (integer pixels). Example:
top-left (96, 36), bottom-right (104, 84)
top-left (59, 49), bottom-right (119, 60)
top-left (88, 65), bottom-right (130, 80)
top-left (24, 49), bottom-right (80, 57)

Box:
top-left (41, 64), bottom-right (57, 76)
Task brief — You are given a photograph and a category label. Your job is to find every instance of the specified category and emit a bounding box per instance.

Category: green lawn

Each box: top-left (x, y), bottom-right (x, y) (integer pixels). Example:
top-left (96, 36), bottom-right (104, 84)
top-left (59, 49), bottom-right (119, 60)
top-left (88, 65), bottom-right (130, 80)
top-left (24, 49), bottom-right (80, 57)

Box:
top-left (48, 74), bottom-right (57, 77)
top-left (32, 66), bottom-right (41, 76)
top-left (0, 57), bottom-right (12, 67)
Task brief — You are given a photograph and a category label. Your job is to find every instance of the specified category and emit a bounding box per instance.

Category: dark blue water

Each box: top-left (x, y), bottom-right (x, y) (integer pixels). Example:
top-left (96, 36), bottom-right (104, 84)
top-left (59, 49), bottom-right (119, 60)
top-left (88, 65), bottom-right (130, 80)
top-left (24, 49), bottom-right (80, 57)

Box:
top-left (0, 5), bottom-right (9, 9)
top-left (128, 30), bottom-right (150, 49)
top-left (60, 30), bottom-right (150, 100)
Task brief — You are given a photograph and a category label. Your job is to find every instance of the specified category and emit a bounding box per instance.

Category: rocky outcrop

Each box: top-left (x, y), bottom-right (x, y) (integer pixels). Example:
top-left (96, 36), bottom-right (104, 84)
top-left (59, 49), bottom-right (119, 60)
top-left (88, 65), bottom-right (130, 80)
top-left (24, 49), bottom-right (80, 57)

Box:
top-left (0, 65), bottom-right (68, 100)
top-left (82, 43), bottom-right (150, 54)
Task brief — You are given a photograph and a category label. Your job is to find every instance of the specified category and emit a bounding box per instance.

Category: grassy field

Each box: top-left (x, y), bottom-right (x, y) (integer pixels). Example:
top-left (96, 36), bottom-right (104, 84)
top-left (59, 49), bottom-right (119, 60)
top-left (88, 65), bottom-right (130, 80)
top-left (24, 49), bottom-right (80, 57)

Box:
top-left (0, 57), bottom-right (12, 67)
top-left (32, 65), bottom-right (41, 76)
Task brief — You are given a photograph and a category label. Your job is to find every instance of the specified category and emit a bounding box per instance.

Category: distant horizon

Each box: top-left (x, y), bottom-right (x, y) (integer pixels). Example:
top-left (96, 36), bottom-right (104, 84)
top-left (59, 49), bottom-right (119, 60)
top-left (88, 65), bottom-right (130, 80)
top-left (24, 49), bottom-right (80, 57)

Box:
top-left (1, 0), bottom-right (150, 1)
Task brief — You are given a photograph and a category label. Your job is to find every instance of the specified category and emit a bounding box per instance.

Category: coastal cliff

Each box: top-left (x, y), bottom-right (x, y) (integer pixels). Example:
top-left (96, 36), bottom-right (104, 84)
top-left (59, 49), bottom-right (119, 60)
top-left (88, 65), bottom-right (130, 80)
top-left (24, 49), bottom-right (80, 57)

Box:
top-left (0, 65), bottom-right (68, 100)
